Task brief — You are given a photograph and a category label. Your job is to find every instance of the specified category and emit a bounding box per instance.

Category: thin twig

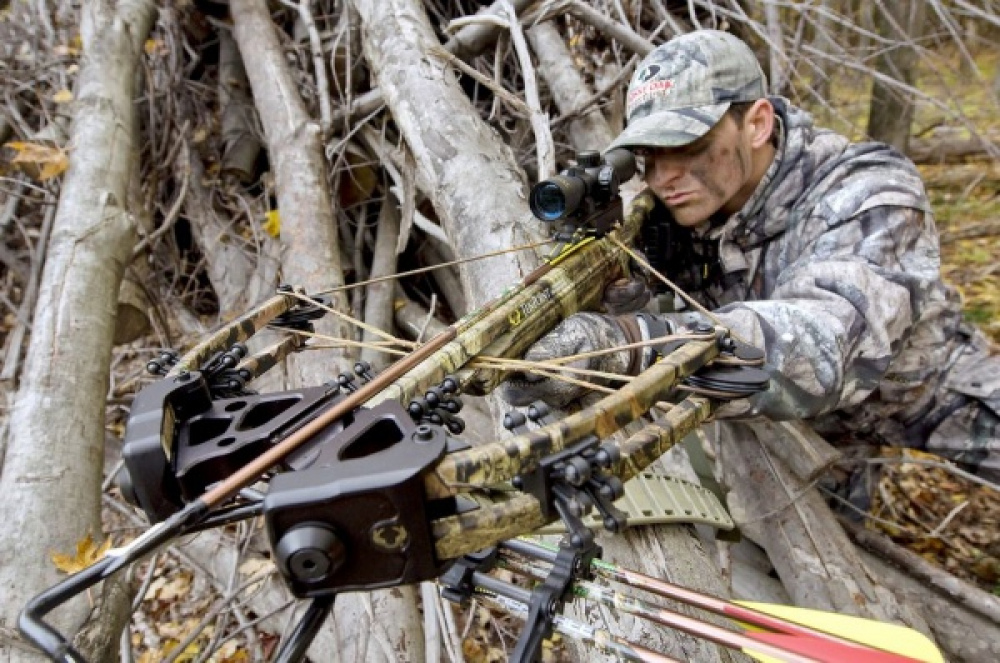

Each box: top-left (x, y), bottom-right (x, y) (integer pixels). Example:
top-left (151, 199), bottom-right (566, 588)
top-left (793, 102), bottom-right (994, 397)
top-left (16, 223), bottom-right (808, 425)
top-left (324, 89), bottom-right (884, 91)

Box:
top-left (501, 0), bottom-right (556, 179)
top-left (280, 0), bottom-right (334, 137)
top-left (131, 142), bottom-right (191, 260)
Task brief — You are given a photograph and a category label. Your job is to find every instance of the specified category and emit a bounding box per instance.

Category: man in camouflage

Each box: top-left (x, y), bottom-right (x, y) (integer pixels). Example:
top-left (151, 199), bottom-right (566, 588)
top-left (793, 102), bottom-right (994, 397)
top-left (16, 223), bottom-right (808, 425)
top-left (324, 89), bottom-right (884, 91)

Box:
top-left (503, 30), bottom-right (999, 483)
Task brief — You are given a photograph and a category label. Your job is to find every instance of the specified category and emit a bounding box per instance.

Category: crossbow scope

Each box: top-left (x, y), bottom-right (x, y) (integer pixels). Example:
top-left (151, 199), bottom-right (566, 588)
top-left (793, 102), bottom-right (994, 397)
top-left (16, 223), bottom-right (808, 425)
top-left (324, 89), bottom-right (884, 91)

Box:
top-left (529, 149), bottom-right (636, 231)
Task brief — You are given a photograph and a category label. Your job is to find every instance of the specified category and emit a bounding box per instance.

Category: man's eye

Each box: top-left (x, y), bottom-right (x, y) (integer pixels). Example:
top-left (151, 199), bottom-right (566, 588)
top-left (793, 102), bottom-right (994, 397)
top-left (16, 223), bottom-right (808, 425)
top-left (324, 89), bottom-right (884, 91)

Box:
top-left (684, 140), bottom-right (712, 156)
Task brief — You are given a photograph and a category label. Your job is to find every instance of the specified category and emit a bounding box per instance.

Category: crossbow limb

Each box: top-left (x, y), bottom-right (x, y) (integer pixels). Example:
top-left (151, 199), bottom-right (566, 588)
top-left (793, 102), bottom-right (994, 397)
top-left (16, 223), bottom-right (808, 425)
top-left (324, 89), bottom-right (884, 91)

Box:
top-left (19, 189), bottom-right (939, 663)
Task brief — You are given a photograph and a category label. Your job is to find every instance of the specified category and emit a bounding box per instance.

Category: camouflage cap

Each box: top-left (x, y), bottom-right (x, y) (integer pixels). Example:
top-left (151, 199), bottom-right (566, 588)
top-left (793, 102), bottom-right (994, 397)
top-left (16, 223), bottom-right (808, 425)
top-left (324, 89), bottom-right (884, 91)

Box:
top-left (608, 30), bottom-right (767, 151)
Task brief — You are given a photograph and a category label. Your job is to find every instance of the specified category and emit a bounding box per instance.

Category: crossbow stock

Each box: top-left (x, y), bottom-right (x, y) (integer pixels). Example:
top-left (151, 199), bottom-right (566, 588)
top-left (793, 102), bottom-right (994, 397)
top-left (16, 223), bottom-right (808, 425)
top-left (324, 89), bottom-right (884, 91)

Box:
top-left (19, 189), bottom-right (940, 663)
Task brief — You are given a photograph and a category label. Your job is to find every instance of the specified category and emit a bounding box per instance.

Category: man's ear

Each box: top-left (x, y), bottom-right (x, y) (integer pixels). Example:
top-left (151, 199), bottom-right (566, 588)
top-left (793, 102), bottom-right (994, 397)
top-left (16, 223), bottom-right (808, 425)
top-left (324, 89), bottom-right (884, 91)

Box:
top-left (745, 99), bottom-right (775, 149)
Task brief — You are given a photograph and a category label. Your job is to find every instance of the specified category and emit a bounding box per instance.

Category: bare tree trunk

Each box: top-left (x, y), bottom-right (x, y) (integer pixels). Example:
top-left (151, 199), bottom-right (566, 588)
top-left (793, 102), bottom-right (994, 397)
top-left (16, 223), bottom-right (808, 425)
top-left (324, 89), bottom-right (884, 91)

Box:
top-left (763, 1), bottom-right (790, 96)
top-left (811, 0), bottom-right (836, 100)
top-left (334, 0), bottom-right (538, 125)
top-left (0, 2), bottom-right (157, 661)
top-left (716, 422), bottom-right (934, 634)
top-left (228, 3), bottom-right (426, 658)
top-left (859, 549), bottom-right (1000, 662)
top-left (526, 21), bottom-right (615, 152)
top-left (218, 27), bottom-right (263, 184)
top-left (353, 0), bottom-right (542, 308)
top-left (231, 0), bottom-right (354, 383)
top-left (566, 1), bottom-right (654, 58)
top-left (361, 195), bottom-right (402, 370)
top-left (180, 137), bottom-right (278, 314)
top-left (867, 1), bottom-right (927, 152)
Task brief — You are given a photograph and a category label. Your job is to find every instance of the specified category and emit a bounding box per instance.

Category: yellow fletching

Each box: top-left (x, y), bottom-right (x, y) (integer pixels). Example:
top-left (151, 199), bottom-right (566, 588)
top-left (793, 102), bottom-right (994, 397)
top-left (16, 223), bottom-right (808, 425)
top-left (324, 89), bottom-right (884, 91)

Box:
top-left (735, 601), bottom-right (944, 663)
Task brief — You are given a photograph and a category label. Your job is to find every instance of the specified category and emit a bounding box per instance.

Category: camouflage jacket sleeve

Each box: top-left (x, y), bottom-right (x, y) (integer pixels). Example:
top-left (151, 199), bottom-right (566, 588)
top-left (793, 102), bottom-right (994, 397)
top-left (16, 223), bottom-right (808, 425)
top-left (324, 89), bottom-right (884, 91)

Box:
top-left (701, 205), bottom-right (943, 421)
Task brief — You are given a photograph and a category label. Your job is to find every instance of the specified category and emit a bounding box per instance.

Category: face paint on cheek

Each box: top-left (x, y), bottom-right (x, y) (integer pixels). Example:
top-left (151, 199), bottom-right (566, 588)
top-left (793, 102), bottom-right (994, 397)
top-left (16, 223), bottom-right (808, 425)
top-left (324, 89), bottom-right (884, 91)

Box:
top-left (689, 154), bottom-right (728, 200)
top-left (735, 143), bottom-right (750, 180)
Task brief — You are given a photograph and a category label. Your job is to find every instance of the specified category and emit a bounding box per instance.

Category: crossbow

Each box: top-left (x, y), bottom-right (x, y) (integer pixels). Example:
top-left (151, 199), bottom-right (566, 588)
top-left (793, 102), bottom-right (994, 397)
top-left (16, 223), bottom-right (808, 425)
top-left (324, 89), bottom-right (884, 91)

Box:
top-left (20, 160), bottom-right (942, 662)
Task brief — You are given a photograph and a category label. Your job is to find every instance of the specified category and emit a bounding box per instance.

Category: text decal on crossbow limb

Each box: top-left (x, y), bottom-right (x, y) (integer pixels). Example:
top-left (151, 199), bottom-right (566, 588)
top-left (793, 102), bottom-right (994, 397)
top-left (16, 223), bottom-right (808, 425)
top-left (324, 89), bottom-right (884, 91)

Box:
top-left (508, 286), bottom-right (555, 327)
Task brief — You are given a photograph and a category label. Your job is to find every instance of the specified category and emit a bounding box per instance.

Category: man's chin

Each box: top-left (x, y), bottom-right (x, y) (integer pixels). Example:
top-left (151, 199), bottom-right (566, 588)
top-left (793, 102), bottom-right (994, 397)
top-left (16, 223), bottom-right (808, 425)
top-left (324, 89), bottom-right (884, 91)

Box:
top-left (667, 206), bottom-right (712, 228)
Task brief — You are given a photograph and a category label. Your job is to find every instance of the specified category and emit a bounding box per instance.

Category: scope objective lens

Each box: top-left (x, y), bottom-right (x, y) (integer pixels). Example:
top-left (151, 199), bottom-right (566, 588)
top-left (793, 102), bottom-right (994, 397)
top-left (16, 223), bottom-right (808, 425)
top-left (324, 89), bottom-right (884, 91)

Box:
top-left (530, 182), bottom-right (567, 221)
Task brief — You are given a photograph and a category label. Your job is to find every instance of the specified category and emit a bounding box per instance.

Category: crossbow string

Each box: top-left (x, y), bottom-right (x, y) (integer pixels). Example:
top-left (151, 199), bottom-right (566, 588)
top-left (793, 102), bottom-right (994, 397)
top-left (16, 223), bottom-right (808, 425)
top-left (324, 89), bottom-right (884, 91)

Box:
top-left (19, 189), bottom-right (942, 663)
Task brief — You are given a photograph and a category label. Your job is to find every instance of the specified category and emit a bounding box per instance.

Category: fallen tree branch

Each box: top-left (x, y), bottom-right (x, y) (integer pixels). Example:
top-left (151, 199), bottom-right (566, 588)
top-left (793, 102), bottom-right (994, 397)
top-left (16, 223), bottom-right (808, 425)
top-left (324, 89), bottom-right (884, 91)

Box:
top-left (361, 194), bottom-right (401, 369)
top-left (858, 548), bottom-right (1000, 662)
top-left (566, 0), bottom-right (654, 57)
top-left (940, 218), bottom-right (1000, 244)
top-left (218, 26), bottom-right (262, 183)
top-left (716, 421), bottom-right (934, 632)
top-left (502, 0), bottom-right (555, 179)
top-left (839, 516), bottom-right (1000, 625)
top-left (527, 19), bottom-right (614, 151)
top-left (332, 0), bottom-right (537, 125)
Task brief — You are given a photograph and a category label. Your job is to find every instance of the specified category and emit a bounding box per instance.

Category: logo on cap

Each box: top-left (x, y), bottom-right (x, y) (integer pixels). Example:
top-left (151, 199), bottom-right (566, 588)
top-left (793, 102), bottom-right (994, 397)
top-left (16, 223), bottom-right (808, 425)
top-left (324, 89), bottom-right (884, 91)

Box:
top-left (636, 64), bottom-right (661, 83)
top-left (626, 78), bottom-right (675, 117)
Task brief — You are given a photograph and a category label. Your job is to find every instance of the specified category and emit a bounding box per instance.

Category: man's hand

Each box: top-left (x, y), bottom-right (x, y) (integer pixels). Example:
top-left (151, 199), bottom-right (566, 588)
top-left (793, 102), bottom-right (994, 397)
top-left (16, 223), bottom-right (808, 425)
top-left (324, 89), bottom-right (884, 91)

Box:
top-left (602, 277), bottom-right (651, 315)
top-left (501, 313), bottom-right (631, 408)
top-left (501, 312), bottom-right (675, 409)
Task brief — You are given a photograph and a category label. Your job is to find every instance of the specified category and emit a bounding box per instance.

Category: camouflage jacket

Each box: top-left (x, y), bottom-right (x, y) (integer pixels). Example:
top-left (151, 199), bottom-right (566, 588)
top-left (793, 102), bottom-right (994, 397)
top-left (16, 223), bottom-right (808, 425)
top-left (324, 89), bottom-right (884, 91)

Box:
top-left (659, 98), bottom-right (972, 449)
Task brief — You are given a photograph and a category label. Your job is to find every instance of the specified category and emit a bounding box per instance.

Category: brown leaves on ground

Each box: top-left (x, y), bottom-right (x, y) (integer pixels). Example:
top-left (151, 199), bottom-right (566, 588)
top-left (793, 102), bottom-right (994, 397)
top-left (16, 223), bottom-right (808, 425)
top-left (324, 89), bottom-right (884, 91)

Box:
top-left (459, 602), bottom-right (566, 663)
top-left (0, 141), bottom-right (69, 181)
top-left (132, 561), bottom-right (255, 662)
top-left (869, 448), bottom-right (1000, 591)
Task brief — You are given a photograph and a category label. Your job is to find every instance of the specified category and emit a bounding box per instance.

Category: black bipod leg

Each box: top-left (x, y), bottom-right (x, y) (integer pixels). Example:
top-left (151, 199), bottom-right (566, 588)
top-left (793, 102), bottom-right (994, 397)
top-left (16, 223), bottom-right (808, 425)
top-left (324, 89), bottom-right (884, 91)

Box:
top-left (439, 539), bottom-right (600, 663)
top-left (507, 534), bottom-right (601, 663)
top-left (273, 595), bottom-right (336, 663)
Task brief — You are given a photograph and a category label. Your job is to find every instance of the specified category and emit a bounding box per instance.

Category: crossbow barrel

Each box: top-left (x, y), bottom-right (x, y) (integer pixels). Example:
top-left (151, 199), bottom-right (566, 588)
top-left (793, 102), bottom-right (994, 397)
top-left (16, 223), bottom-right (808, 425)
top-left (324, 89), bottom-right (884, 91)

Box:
top-left (369, 191), bottom-right (656, 406)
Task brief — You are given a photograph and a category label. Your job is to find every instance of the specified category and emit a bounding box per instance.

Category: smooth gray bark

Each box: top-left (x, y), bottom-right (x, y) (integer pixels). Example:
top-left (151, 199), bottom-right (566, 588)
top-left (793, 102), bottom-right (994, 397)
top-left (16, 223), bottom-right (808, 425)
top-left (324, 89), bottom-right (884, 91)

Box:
top-left (180, 138), bottom-right (278, 315)
top-left (526, 21), bottom-right (615, 152)
top-left (218, 28), bottom-right (262, 184)
top-left (230, 3), bottom-right (424, 657)
top-left (333, 0), bottom-right (537, 125)
top-left (0, 2), bottom-right (157, 660)
top-left (360, 196), bottom-right (402, 370)
top-left (353, 0), bottom-right (542, 308)
top-left (716, 421), bottom-right (934, 634)
top-left (231, 0), bottom-right (354, 383)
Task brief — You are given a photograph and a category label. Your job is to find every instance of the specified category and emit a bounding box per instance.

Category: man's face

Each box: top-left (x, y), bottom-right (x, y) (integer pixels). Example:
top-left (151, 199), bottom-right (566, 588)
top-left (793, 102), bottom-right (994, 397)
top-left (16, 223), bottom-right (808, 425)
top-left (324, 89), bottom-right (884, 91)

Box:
top-left (636, 113), bottom-right (757, 227)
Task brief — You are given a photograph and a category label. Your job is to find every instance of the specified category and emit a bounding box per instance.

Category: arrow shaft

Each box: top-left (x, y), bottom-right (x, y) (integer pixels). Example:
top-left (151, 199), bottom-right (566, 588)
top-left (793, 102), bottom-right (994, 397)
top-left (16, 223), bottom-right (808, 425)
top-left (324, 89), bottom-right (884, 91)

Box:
top-left (498, 552), bottom-right (821, 663)
top-left (502, 540), bottom-right (925, 663)
top-left (476, 590), bottom-right (680, 662)
top-left (592, 559), bottom-right (919, 657)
